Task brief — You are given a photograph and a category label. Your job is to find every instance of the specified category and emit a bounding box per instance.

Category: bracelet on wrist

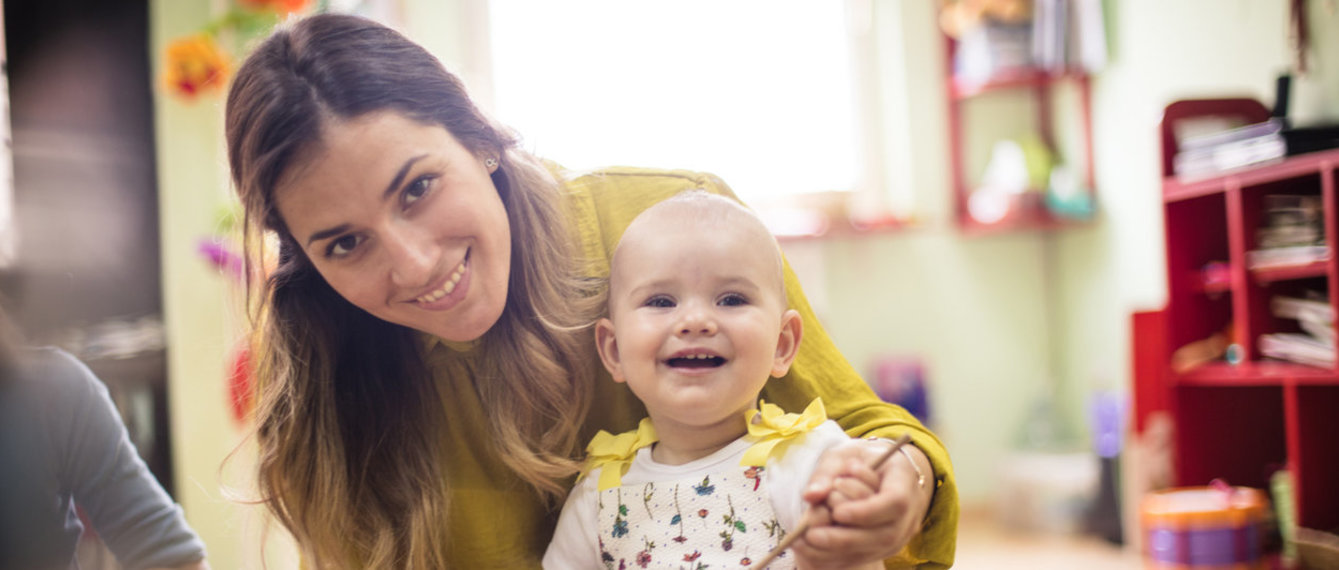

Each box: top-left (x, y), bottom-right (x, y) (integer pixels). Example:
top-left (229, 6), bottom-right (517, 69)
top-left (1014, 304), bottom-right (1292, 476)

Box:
top-left (866, 436), bottom-right (926, 488)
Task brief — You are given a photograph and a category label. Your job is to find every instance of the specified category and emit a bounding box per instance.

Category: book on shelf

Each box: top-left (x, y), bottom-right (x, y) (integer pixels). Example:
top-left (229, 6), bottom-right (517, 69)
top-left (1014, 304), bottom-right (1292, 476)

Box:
top-left (1246, 245), bottom-right (1330, 270)
top-left (954, 22), bottom-right (1033, 88)
top-left (1271, 295), bottom-right (1334, 326)
top-left (1248, 195), bottom-right (1328, 269)
top-left (1264, 294), bottom-right (1334, 367)
top-left (1257, 195), bottom-right (1323, 248)
top-left (1259, 333), bottom-right (1334, 368)
top-left (1300, 318), bottom-right (1334, 346)
top-left (1173, 118), bottom-right (1286, 179)
top-left (1258, 224), bottom-right (1323, 249)
top-left (1031, 0), bottom-right (1105, 74)
top-left (1179, 118), bottom-right (1284, 151)
top-left (1031, 0), bottom-right (1066, 72)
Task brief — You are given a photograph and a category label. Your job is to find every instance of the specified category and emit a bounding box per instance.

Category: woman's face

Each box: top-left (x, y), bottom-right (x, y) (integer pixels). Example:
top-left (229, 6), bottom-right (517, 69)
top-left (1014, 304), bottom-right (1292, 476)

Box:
top-left (274, 110), bottom-right (512, 342)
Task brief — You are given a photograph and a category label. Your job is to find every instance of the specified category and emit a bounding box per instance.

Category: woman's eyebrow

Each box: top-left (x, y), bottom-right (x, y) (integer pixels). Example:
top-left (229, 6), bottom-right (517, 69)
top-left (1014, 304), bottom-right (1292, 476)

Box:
top-left (307, 224), bottom-right (351, 247)
top-left (304, 154), bottom-right (429, 247)
top-left (382, 155), bottom-right (427, 199)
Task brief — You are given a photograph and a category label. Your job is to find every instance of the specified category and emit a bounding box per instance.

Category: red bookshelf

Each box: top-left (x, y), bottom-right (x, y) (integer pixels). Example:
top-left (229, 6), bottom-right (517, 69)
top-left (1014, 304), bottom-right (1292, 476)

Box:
top-left (1138, 98), bottom-right (1339, 533)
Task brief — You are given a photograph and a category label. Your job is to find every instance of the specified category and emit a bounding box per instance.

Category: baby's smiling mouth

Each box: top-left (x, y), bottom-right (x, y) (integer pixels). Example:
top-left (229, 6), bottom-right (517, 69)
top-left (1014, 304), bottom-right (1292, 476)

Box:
top-left (667, 354), bottom-right (726, 369)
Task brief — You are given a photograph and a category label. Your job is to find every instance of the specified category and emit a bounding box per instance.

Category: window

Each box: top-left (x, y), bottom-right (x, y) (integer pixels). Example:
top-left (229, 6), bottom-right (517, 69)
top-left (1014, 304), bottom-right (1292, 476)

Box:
top-left (488, 0), bottom-right (863, 207)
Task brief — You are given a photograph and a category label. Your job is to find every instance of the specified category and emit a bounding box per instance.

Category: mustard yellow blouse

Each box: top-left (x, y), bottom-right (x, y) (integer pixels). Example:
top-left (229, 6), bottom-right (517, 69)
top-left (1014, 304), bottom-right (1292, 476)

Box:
top-left (423, 166), bottom-right (958, 568)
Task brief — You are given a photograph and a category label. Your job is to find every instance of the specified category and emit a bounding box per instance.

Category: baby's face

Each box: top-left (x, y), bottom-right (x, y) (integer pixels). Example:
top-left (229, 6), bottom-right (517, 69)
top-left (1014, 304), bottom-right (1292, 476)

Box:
top-left (598, 203), bottom-right (795, 432)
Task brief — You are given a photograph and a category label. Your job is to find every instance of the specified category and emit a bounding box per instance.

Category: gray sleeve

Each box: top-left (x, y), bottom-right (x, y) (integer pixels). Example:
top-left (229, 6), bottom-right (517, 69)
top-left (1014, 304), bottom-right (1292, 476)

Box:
top-left (39, 348), bottom-right (207, 569)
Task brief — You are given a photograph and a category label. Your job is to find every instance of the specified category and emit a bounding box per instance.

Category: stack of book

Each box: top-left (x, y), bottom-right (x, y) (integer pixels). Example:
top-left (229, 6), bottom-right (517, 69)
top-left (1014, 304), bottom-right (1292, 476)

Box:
top-left (1174, 118), bottom-right (1287, 180)
top-left (1031, 0), bottom-right (1106, 73)
top-left (1246, 195), bottom-right (1330, 270)
top-left (954, 22), bottom-right (1033, 87)
top-left (1260, 294), bottom-right (1334, 368)
top-left (952, 0), bottom-right (1106, 87)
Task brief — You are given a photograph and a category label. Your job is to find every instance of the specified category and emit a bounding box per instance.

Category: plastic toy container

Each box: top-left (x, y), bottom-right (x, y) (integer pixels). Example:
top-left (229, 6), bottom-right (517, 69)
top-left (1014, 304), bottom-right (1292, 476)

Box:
top-left (1141, 485), bottom-right (1268, 569)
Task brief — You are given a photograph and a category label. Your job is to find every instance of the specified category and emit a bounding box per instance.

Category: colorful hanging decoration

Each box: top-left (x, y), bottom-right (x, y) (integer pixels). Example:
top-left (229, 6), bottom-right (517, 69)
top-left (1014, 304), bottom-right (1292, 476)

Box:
top-left (239, 0), bottom-right (313, 16)
top-left (197, 203), bottom-right (257, 426)
top-left (227, 342), bottom-right (255, 424)
top-left (162, 34), bottom-right (231, 100)
top-left (161, 0), bottom-right (315, 102)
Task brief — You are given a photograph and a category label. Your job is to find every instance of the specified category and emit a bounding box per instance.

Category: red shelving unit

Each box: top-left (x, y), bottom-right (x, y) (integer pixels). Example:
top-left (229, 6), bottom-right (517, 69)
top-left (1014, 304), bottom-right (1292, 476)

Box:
top-left (1139, 98), bottom-right (1339, 533)
top-left (943, 34), bottom-right (1097, 232)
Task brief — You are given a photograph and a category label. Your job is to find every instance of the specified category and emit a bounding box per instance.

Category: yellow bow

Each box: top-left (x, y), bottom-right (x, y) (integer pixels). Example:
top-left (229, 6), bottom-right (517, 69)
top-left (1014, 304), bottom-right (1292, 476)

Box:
top-left (584, 418), bottom-right (659, 491)
top-left (740, 398), bottom-right (827, 467)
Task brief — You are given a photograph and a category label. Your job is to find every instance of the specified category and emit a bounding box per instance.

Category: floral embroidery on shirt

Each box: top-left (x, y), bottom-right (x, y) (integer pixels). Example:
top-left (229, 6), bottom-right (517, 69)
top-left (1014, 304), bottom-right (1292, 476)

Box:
top-left (611, 488), bottom-right (630, 538)
top-left (634, 537), bottom-right (655, 568)
top-left (744, 465), bottom-right (764, 491)
top-left (718, 495), bottom-right (746, 551)
top-left (642, 482), bottom-right (656, 517)
top-left (670, 484), bottom-right (688, 543)
top-left (693, 475), bottom-right (716, 496)
top-left (600, 465), bottom-right (790, 567)
top-left (599, 537), bottom-right (615, 570)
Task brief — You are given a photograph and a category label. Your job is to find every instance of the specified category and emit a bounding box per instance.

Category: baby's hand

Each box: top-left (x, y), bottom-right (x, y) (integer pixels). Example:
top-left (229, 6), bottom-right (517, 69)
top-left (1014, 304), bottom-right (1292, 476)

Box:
top-left (791, 439), bottom-right (931, 570)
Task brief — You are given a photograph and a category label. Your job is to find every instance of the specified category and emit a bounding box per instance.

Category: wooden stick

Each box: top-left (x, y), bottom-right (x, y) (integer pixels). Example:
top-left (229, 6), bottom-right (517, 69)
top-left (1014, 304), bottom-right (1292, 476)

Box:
top-left (748, 434), bottom-right (912, 570)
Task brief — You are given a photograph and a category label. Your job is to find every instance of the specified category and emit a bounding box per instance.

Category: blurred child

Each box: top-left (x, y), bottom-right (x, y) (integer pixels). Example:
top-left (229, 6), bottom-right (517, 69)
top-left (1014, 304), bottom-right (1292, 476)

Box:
top-left (543, 191), bottom-right (885, 569)
top-left (0, 306), bottom-right (209, 570)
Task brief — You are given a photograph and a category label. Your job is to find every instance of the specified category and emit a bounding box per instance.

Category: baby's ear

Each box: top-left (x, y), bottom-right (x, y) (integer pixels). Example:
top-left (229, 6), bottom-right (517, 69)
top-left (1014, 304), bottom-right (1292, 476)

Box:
top-left (770, 309), bottom-right (803, 378)
top-left (594, 317), bottom-right (626, 382)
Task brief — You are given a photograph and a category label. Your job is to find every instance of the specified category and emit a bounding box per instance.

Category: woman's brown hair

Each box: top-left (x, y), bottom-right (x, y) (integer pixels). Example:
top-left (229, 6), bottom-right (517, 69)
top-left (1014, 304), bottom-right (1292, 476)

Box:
top-left (225, 13), bottom-right (596, 568)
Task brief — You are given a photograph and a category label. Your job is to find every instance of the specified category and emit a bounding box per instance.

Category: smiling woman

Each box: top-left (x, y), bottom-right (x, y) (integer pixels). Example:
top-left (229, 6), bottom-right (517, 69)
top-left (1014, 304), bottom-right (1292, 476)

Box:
top-left (226, 15), bottom-right (601, 566)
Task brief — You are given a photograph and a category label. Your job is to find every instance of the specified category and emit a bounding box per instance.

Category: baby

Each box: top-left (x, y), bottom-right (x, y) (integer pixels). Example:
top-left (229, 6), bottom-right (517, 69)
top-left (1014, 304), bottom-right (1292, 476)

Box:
top-left (543, 191), bottom-right (882, 569)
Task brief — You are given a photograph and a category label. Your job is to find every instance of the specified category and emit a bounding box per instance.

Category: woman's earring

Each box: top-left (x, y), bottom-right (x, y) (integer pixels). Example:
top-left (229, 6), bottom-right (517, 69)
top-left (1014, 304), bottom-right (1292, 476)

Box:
top-left (485, 157), bottom-right (499, 171)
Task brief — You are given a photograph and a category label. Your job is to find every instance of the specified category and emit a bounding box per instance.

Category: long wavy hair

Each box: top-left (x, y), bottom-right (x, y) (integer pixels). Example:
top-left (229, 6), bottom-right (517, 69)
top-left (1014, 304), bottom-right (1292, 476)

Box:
top-left (225, 13), bottom-right (597, 568)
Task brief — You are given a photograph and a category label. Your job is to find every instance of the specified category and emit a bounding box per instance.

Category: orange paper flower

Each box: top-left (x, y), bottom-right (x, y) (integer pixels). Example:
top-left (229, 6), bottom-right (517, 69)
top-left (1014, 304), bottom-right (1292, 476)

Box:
top-left (163, 33), bottom-right (230, 100)
top-left (239, 0), bottom-right (312, 16)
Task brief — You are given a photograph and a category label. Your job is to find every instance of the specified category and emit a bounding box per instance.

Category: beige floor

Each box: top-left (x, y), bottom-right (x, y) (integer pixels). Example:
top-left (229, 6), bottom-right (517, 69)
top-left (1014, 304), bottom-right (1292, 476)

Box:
top-left (954, 508), bottom-right (1142, 569)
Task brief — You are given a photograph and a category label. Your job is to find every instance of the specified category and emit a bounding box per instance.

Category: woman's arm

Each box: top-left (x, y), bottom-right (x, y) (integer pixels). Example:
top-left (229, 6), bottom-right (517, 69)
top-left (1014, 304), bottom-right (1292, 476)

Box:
top-left (761, 256), bottom-right (957, 569)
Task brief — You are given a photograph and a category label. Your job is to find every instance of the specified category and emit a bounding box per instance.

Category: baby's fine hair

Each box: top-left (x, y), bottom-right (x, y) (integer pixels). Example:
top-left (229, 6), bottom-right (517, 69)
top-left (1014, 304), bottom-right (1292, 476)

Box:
top-left (618, 189), bottom-right (787, 299)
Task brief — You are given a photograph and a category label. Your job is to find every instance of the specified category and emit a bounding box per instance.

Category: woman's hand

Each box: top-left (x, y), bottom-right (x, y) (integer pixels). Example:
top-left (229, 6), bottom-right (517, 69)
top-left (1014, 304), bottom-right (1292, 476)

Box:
top-left (791, 438), bottom-right (934, 570)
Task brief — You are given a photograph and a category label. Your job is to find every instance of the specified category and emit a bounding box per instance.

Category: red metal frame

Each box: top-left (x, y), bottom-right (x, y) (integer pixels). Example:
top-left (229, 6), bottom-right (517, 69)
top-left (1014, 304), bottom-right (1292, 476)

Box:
top-left (1131, 309), bottom-right (1169, 434)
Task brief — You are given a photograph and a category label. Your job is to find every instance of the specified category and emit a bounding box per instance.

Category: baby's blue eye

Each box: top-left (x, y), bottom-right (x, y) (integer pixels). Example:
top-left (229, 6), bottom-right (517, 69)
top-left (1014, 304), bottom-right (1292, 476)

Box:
top-left (644, 296), bottom-right (675, 308)
top-left (719, 293), bottom-right (748, 306)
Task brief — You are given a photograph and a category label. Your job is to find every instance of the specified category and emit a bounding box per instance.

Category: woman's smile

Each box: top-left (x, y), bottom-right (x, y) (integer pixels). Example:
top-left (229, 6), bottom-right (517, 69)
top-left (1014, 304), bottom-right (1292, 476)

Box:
top-left (411, 253), bottom-right (470, 308)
